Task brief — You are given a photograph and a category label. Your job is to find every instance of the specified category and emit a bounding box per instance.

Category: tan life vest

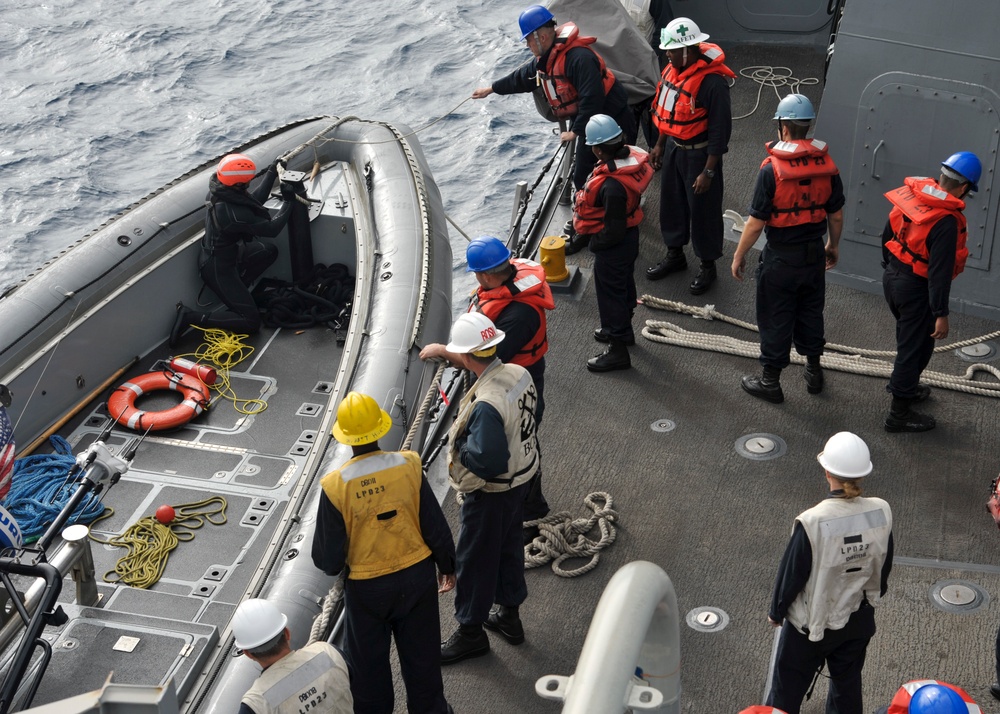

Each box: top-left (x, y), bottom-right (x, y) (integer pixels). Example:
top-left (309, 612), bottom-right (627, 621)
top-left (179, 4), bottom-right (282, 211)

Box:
top-left (448, 361), bottom-right (539, 493)
top-left (241, 642), bottom-right (353, 714)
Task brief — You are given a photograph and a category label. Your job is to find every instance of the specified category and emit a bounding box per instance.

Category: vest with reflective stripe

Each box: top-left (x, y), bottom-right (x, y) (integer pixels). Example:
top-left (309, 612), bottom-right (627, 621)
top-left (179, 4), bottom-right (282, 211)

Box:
top-left (885, 176), bottom-right (969, 279)
top-left (471, 259), bottom-right (555, 367)
top-left (241, 643), bottom-right (353, 714)
top-left (574, 146), bottom-right (655, 234)
top-left (887, 679), bottom-right (981, 714)
top-left (448, 361), bottom-right (539, 493)
top-left (539, 23), bottom-right (617, 119)
top-left (785, 496), bottom-right (892, 642)
top-left (760, 139), bottom-right (839, 228)
top-left (319, 450), bottom-right (431, 580)
top-left (651, 43), bottom-right (736, 139)
top-left (621, 0), bottom-right (655, 43)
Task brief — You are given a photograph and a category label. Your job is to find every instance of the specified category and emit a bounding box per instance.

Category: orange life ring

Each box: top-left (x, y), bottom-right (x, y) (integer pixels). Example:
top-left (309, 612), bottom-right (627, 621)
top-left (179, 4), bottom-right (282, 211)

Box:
top-left (107, 370), bottom-right (211, 431)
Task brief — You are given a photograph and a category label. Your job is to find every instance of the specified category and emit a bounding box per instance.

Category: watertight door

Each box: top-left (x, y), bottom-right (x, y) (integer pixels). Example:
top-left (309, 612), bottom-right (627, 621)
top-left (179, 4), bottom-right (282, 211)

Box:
top-left (726, 0), bottom-right (831, 34)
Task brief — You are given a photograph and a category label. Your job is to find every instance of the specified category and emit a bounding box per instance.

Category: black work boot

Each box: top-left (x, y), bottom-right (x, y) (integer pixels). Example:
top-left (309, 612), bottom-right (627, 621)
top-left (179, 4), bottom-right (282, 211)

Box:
top-left (170, 303), bottom-right (194, 347)
top-left (483, 605), bottom-right (525, 645)
top-left (884, 396), bottom-right (936, 433)
top-left (689, 260), bottom-right (717, 295)
top-left (646, 247), bottom-right (687, 280)
top-left (804, 355), bottom-right (824, 395)
top-left (441, 624), bottom-right (490, 665)
top-left (741, 365), bottom-right (784, 404)
top-left (594, 327), bottom-right (635, 346)
top-left (587, 339), bottom-right (631, 373)
top-left (563, 233), bottom-right (590, 256)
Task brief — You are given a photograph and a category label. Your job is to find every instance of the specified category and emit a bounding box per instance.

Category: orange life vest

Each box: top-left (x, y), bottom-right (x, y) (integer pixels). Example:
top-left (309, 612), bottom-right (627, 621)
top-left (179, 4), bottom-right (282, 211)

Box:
top-left (760, 139), bottom-right (839, 228)
top-left (651, 43), bottom-right (736, 140)
top-left (471, 259), bottom-right (555, 367)
top-left (538, 23), bottom-right (616, 119)
top-left (886, 679), bottom-right (981, 714)
top-left (884, 176), bottom-right (968, 279)
top-left (573, 147), bottom-right (654, 235)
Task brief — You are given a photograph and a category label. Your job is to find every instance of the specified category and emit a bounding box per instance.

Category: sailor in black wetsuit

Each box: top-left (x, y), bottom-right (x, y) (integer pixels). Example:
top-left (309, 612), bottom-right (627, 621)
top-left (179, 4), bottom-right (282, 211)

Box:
top-left (170, 153), bottom-right (296, 345)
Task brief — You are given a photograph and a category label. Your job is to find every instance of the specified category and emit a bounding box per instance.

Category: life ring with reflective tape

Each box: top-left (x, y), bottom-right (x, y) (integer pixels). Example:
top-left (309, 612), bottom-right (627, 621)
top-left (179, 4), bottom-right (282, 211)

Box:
top-left (107, 370), bottom-right (211, 431)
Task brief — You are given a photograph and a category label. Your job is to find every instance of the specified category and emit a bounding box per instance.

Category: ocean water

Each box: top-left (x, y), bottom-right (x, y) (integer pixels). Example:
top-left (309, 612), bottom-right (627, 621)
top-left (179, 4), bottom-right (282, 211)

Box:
top-left (0, 0), bottom-right (554, 299)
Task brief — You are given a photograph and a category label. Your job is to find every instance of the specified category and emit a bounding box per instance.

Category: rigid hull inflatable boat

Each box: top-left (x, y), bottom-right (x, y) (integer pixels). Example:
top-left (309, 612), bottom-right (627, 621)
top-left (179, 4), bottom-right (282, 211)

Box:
top-left (0, 116), bottom-right (453, 712)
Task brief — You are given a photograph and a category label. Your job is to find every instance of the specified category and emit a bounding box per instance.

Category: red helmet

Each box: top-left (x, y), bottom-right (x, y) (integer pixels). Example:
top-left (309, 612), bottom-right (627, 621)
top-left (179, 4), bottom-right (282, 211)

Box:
top-left (216, 153), bottom-right (257, 186)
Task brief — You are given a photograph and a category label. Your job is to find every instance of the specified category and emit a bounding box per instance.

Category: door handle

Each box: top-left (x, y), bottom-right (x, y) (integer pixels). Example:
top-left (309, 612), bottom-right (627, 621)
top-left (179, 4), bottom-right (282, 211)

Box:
top-left (871, 139), bottom-right (885, 180)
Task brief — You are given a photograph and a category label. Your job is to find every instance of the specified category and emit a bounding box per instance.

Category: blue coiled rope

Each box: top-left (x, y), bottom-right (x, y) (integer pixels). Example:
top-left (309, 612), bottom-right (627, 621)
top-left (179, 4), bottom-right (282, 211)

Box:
top-left (4, 436), bottom-right (107, 544)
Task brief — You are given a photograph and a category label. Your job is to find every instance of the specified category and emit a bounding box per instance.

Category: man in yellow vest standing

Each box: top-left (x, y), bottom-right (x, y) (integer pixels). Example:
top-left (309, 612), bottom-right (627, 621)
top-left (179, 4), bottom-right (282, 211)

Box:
top-left (311, 392), bottom-right (456, 714)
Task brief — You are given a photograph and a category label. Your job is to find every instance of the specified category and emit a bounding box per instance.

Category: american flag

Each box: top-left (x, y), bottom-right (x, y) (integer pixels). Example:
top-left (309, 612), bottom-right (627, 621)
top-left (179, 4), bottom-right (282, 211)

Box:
top-left (0, 406), bottom-right (14, 501)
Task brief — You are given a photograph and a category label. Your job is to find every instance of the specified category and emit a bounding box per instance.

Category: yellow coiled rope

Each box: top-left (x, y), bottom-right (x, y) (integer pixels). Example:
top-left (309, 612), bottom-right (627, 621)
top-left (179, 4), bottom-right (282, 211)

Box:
top-left (90, 496), bottom-right (228, 589)
top-left (176, 327), bottom-right (266, 416)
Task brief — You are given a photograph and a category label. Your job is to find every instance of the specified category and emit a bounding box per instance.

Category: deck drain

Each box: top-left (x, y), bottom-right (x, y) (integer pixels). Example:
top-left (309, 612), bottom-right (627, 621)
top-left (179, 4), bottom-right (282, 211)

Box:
top-left (736, 433), bottom-right (787, 461)
top-left (686, 606), bottom-right (730, 632)
top-left (955, 342), bottom-right (997, 362)
top-left (650, 418), bottom-right (675, 433)
top-left (929, 579), bottom-right (989, 613)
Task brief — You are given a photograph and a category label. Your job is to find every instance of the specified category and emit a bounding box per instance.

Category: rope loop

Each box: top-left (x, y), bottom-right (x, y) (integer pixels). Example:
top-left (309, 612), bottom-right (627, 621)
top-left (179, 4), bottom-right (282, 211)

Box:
top-left (524, 492), bottom-right (618, 578)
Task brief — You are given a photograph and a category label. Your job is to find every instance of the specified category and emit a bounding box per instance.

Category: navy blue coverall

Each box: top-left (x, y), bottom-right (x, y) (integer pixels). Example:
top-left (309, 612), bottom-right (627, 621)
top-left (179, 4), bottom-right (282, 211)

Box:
top-left (748, 166), bottom-right (846, 368)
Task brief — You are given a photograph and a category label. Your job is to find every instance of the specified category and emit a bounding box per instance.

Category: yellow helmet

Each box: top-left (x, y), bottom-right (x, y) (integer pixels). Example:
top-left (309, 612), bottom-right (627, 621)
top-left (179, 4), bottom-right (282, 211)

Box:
top-left (332, 392), bottom-right (392, 446)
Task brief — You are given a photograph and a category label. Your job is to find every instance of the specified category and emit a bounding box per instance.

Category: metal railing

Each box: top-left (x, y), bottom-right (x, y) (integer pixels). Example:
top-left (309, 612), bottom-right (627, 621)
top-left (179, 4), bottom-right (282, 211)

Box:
top-left (536, 561), bottom-right (681, 713)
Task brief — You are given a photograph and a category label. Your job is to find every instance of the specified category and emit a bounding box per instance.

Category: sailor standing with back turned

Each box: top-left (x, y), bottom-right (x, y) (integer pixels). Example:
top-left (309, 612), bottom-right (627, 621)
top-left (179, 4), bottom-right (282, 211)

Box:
top-left (766, 432), bottom-right (893, 714)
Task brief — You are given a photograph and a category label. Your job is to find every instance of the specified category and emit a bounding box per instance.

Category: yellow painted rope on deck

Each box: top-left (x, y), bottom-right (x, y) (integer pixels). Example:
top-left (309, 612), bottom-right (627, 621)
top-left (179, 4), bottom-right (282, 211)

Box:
top-left (89, 496), bottom-right (228, 589)
top-left (179, 327), bottom-right (266, 416)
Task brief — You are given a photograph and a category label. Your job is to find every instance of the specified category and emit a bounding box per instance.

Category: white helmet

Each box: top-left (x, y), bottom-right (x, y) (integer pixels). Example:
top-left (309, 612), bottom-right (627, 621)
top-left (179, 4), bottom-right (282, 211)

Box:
top-left (817, 431), bottom-right (873, 479)
top-left (446, 312), bottom-right (505, 354)
top-left (659, 17), bottom-right (710, 50)
top-left (232, 599), bottom-right (287, 650)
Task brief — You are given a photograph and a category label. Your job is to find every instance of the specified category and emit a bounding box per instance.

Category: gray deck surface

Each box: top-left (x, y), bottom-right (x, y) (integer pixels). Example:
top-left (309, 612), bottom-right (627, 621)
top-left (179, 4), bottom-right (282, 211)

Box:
top-left (420, 42), bottom-right (1000, 714)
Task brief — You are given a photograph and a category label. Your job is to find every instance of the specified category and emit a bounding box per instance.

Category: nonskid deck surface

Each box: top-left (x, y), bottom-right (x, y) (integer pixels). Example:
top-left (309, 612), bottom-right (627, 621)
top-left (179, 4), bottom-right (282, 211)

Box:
top-left (428, 43), bottom-right (1000, 713)
top-left (31, 324), bottom-right (342, 706)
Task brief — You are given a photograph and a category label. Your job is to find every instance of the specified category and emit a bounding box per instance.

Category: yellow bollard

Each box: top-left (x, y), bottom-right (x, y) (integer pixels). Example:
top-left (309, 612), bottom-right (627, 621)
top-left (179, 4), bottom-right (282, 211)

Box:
top-left (540, 235), bottom-right (570, 283)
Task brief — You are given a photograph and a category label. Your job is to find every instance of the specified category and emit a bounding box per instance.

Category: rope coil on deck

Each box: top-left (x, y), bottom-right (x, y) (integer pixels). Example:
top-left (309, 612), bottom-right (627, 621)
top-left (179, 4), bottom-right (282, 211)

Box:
top-left (89, 496), bottom-right (227, 589)
top-left (180, 327), bottom-right (266, 416)
top-left (524, 492), bottom-right (618, 578)
top-left (641, 296), bottom-right (1000, 397)
top-left (4, 436), bottom-right (108, 543)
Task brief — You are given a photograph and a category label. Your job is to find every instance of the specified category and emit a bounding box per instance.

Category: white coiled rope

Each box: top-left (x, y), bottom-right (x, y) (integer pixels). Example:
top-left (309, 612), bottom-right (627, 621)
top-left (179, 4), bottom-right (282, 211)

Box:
top-left (524, 492), bottom-right (618, 578)
top-left (641, 296), bottom-right (1000, 397)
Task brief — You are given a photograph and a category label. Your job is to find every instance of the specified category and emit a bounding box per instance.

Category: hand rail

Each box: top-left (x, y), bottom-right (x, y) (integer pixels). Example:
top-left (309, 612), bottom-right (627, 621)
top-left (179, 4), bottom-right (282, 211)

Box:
top-left (535, 561), bottom-right (681, 713)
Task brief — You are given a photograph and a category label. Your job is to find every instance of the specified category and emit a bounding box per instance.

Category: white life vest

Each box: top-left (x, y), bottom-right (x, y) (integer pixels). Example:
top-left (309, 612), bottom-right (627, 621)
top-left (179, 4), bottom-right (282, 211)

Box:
top-left (448, 360), bottom-right (539, 493)
top-left (241, 642), bottom-right (353, 714)
top-left (785, 496), bottom-right (892, 642)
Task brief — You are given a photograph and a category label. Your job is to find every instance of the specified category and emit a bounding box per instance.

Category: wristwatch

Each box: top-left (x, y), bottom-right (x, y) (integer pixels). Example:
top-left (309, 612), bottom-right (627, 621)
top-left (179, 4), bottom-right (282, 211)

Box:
top-left (703, 168), bottom-right (716, 178)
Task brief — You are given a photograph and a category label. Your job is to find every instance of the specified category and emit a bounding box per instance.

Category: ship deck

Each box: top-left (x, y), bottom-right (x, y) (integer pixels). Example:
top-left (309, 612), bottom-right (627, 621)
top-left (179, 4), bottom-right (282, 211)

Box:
top-left (430, 41), bottom-right (1000, 713)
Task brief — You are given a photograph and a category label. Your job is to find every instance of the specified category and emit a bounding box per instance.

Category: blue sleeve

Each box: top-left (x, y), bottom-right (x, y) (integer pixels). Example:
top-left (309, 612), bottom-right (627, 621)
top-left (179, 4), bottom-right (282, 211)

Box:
top-left (493, 60), bottom-right (541, 96)
top-left (748, 166), bottom-right (775, 221)
top-left (492, 302), bottom-right (541, 365)
top-left (697, 74), bottom-right (732, 156)
top-left (457, 403), bottom-right (510, 479)
top-left (826, 172), bottom-right (846, 214)
top-left (418, 476), bottom-right (456, 575)
top-left (564, 47), bottom-right (607, 136)
top-left (881, 531), bottom-right (893, 597)
top-left (769, 521), bottom-right (811, 622)
top-left (310, 492), bottom-right (347, 576)
top-left (239, 703), bottom-right (257, 714)
top-left (926, 215), bottom-right (958, 316)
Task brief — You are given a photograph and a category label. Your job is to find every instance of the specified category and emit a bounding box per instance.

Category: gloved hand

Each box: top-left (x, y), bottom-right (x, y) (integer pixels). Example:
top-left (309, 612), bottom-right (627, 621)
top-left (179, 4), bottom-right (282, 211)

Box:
top-left (269, 158), bottom-right (287, 174)
top-left (279, 181), bottom-right (297, 200)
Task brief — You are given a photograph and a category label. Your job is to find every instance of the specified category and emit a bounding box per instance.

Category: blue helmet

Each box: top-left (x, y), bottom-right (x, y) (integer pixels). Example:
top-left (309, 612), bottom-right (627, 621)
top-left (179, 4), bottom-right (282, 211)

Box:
top-left (519, 5), bottom-right (554, 39)
top-left (941, 151), bottom-right (982, 192)
top-left (774, 94), bottom-right (816, 121)
top-left (908, 684), bottom-right (966, 714)
top-left (467, 236), bottom-right (512, 272)
top-left (585, 114), bottom-right (624, 146)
